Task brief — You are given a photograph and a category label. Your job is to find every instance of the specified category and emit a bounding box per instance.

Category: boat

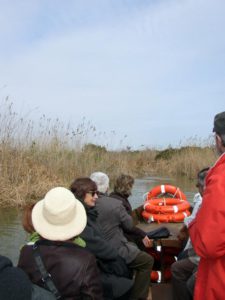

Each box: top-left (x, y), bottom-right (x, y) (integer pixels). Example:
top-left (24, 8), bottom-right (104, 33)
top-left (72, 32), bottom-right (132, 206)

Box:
top-left (132, 204), bottom-right (184, 300)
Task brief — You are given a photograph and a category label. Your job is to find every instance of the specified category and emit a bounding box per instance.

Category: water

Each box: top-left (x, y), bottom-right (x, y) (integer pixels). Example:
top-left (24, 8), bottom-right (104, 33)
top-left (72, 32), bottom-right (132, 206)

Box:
top-left (0, 208), bottom-right (27, 265)
top-left (129, 176), bottom-right (196, 209)
top-left (0, 176), bottom-right (197, 265)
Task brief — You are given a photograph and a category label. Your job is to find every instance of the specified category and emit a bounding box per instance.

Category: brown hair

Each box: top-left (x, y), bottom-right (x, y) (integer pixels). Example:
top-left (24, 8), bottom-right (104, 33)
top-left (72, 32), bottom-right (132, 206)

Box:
top-left (113, 174), bottom-right (134, 196)
top-left (70, 177), bottom-right (97, 201)
top-left (22, 203), bottom-right (35, 233)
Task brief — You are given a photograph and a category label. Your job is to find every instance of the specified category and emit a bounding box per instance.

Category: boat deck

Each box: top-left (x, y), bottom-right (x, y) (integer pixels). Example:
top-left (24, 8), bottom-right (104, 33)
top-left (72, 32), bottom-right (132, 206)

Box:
top-left (132, 205), bottom-right (183, 300)
top-left (143, 222), bottom-right (180, 299)
top-left (137, 221), bottom-right (183, 248)
top-left (133, 205), bottom-right (183, 248)
top-left (152, 283), bottom-right (173, 300)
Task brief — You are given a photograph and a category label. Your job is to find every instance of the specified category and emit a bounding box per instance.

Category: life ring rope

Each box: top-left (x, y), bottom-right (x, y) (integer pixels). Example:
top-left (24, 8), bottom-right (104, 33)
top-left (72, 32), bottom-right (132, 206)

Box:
top-left (144, 197), bottom-right (190, 214)
top-left (142, 192), bottom-right (149, 200)
top-left (142, 210), bottom-right (191, 223)
top-left (143, 184), bottom-right (190, 223)
top-left (146, 184), bottom-right (187, 201)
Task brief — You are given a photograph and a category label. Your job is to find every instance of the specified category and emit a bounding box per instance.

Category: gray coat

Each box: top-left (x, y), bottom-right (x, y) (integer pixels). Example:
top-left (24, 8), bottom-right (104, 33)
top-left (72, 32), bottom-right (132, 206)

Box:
top-left (96, 195), bottom-right (140, 264)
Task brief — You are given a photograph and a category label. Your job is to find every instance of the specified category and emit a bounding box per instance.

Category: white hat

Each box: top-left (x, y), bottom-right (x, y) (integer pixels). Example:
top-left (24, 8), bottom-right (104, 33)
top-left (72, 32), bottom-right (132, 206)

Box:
top-left (31, 187), bottom-right (87, 241)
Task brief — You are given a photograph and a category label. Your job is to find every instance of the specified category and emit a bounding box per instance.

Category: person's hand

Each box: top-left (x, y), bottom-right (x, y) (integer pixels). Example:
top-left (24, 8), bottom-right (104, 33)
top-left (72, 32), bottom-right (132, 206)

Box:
top-left (142, 235), bottom-right (153, 248)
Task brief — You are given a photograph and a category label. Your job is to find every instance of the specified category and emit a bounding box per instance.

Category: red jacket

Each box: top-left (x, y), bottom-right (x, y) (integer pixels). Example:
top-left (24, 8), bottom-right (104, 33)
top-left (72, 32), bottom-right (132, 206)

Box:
top-left (189, 152), bottom-right (225, 300)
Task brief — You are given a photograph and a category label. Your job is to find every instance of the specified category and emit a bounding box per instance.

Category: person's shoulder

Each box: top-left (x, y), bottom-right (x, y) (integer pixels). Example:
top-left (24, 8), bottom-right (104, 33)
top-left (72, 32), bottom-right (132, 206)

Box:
top-left (207, 161), bottom-right (225, 184)
top-left (98, 195), bottom-right (123, 208)
top-left (0, 255), bottom-right (12, 272)
top-left (69, 247), bottom-right (97, 270)
top-left (55, 243), bottom-right (96, 266)
top-left (209, 153), bottom-right (225, 175)
top-left (109, 192), bottom-right (123, 201)
top-left (19, 244), bottom-right (33, 257)
top-left (48, 245), bottom-right (97, 278)
top-left (193, 193), bottom-right (202, 204)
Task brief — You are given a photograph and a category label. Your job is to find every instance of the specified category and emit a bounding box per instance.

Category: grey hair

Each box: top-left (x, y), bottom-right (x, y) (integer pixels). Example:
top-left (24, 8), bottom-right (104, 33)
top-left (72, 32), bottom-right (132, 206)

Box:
top-left (90, 172), bottom-right (109, 193)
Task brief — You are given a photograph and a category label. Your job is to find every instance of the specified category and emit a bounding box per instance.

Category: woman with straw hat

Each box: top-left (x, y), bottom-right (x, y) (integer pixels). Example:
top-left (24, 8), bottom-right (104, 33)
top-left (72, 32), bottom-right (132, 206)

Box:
top-left (18, 186), bottom-right (103, 299)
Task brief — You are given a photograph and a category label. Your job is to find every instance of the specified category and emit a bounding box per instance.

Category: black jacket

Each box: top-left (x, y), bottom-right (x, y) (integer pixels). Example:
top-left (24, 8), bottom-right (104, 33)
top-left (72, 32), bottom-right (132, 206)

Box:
top-left (80, 205), bottom-right (133, 299)
top-left (80, 207), bottom-right (118, 260)
top-left (0, 255), bottom-right (32, 300)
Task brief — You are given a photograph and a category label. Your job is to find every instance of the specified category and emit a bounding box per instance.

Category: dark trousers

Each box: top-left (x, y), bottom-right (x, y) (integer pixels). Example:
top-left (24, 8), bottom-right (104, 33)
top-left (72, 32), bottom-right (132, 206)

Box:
top-left (171, 258), bottom-right (196, 300)
top-left (128, 251), bottom-right (154, 300)
top-left (186, 270), bottom-right (197, 298)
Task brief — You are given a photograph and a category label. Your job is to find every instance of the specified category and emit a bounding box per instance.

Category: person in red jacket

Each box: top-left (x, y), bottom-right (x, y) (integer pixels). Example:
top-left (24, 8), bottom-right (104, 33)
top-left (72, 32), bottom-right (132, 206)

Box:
top-left (189, 111), bottom-right (225, 300)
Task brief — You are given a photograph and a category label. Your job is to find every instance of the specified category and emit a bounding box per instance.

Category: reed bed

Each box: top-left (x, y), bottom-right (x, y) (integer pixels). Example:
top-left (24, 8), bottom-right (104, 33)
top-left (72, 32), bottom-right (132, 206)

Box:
top-left (0, 98), bottom-right (217, 207)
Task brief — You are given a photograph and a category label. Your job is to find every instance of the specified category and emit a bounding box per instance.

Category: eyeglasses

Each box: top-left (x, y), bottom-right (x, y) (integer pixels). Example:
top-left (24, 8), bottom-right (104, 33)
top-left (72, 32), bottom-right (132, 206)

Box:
top-left (87, 191), bottom-right (99, 196)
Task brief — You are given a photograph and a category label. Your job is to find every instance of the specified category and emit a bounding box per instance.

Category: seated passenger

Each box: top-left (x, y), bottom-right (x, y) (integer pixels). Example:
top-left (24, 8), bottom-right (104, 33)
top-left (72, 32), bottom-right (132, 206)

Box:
top-left (90, 172), bottom-right (154, 300)
top-left (110, 174), bottom-right (152, 251)
top-left (22, 203), bottom-right (86, 248)
top-left (171, 167), bottom-right (209, 300)
top-left (70, 177), bottom-right (133, 300)
top-left (0, 255), bottom-right (32, 300)
top-left (18, 187), bottom-right (103, 300)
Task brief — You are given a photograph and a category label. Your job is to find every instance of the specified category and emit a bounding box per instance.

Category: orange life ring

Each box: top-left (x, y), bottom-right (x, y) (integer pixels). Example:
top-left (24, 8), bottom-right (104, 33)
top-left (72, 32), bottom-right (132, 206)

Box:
top-left (142, 210), bottom-right (191, 223)
top-left (151, 268), bottom-right (172, 283)
top-left (144, 198), bottom-right (190, 214)
top-left (146, 185), bottom-right (186, 201)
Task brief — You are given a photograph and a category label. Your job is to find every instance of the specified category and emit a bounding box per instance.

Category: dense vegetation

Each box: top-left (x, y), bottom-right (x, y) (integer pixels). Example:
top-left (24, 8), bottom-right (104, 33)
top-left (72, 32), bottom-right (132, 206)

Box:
top-left (0, 99), bottom-right (217, 207)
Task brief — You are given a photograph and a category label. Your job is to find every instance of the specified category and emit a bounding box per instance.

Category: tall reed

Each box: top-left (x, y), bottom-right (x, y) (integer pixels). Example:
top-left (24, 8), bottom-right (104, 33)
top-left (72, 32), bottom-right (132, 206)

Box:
top-left (0, 98), bottom-right (217, 207)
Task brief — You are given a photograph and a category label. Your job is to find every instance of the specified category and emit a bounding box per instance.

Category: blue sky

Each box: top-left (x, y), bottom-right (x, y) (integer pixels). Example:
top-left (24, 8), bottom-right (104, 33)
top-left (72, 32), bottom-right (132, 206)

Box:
top-left (0, 0), bottom-right (225, 149)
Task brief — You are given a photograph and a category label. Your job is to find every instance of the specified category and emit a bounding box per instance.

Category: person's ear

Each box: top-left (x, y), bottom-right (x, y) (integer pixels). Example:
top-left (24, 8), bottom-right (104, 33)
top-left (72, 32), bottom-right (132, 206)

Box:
top-left (215, 134), bottom-right (224, 154)
top-left (215, 134), bottom-right (222, 146)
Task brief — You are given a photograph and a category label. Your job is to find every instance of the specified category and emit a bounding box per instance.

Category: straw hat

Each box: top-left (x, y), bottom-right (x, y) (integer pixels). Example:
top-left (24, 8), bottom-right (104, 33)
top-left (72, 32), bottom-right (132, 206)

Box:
top-left (32, 187), bottom-right (87, 241)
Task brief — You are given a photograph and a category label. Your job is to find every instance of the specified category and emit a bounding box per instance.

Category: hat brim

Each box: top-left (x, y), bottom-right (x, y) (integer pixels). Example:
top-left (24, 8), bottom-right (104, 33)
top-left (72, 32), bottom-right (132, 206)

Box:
top-left (32, 199), bottom-right (87, 241)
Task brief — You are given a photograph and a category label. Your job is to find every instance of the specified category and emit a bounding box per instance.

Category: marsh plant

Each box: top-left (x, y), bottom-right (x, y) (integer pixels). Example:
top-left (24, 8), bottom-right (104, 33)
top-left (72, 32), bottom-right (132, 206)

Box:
top-left (0, 98), bottom-right (216, 207)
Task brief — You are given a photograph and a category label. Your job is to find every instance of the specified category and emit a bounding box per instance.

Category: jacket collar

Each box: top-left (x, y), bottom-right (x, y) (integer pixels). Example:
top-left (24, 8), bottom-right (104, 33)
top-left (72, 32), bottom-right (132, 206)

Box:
top-left (209, 152), bottom-right (225, 173)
